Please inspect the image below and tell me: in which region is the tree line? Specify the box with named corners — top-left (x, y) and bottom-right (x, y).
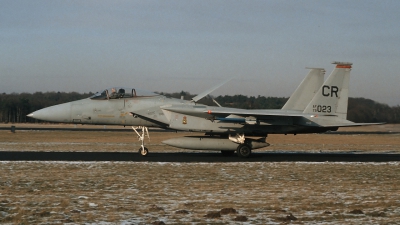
top-left (1, 91), bottom-right (399, 123)
top-left (0, 92), bottom-right (93, 123)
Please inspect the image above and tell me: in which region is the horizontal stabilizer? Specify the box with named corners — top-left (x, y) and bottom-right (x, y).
top-left (321, 122), bottom-right (385, 127)
top-left (336, 122), bottom-right (385, 127)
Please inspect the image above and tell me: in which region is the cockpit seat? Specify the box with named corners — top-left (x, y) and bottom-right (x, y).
top-left (117, 88), bottom-right (125, 98)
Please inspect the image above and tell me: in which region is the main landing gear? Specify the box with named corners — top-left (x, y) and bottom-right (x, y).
top-left (228, 133), bottom-right (252, 158)
top-left (220, 145), bottom-right (252, 158)
top-left (236, 144), bottom-right (252, 158)
top-left (220, 144), bottom-right (253, 158)
top-left (132, 126), bottom-right (150, 156)
top-left (228, 133), bottom-right (268, 158)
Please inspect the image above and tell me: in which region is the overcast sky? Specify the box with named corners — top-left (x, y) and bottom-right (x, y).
top-left (1, 0), bottom-right (400, 105)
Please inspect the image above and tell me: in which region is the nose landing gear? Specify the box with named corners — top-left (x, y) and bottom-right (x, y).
top-left (132, 126), bottom-right (150, 156)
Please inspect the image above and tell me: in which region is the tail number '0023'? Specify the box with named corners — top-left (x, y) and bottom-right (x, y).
top-left (313, 105), bottom-right (331, 113)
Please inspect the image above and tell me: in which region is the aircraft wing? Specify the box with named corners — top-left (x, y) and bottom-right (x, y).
top-left (161, 105), bottom-right (306, 127)
top-left (202, 107), bottom-right (303, 117)
top-left (161, 105), bottom-right (384, 127)
top-left (161, 105), bottom-right (302, 118)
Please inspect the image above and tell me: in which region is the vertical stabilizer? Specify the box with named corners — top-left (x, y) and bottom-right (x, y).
top-left (282, 68), bottom-right (325, 111)
top-left (303, 62), bottom-right (352, 119)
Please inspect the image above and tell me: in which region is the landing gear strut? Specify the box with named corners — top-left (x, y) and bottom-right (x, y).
top-left (132, 126), bottom-right (150, 156)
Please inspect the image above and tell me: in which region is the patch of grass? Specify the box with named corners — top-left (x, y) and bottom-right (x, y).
top-left (1, 126), bottom-right (400, 223)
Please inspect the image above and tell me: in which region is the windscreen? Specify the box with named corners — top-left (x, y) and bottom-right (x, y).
top-left (90, 87), bottom-right (159, 100)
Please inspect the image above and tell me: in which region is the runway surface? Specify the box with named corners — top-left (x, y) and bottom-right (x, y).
top-left (1, 151), bottom-right (399, 162)
top-left (1, 126), bottom-right (399, 134)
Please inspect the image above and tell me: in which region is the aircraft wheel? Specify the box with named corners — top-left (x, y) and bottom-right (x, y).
top-left (138, 147), bottom-right (149, 156)
top-left (236, 144), bottom-right (251, 158)
top-left (221, 150), bottom-right (235, 156)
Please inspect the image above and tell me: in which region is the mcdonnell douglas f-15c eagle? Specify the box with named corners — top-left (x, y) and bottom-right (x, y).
top-left (28, 61), bottom-right (381, 157)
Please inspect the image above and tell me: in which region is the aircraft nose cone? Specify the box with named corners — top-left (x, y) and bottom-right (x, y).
top-left (28, 102), bottom-right (71, 122)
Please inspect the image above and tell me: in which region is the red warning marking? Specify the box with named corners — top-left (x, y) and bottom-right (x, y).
top-left (207, 110), bottom-right (212, 114)
top-left (336, 65), bottom-right (352, 68)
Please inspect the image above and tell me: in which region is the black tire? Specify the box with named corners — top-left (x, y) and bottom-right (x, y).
top-left (221, 150), bottom-right (235, 156)
top-left (138, 147), bottom-right (149, 156)
top-left (236, 144), bottom-right (251, 158)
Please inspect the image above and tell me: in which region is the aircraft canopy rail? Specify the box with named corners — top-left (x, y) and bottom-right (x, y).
top-left (90, 87), bottom-right (159, 100)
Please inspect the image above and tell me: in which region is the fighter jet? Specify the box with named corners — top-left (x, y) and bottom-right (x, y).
top-left (28, 61), bottom-right (380, 157)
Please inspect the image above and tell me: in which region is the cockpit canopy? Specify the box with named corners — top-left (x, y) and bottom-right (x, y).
top-left (90, 87), bottom-right (159, 100)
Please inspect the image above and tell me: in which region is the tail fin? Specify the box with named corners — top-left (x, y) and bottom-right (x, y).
top-left (303, 61), bottom-right (352, 119)
top-left (282, 68), bottom-right (325, 111)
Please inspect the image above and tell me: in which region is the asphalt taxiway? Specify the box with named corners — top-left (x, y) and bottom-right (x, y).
top-left (1, 151), bottom-right (399, 162)
top-left (2, 126), bottom-right (399, 162)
